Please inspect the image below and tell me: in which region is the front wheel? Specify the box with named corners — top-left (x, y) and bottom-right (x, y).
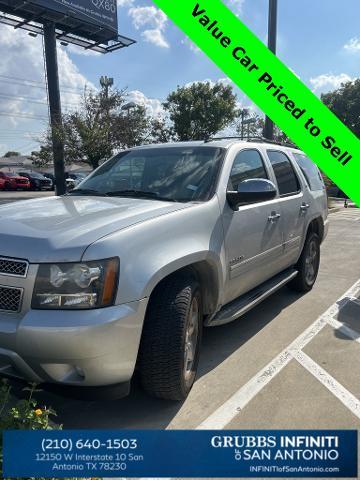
top-left (139, 276), bottom-right (202, 401)
top-left (288, 232), bottom-right (320, 292)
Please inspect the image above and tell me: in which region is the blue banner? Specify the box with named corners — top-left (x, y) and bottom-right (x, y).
top-left (3, 430), bottom-right (358, 477)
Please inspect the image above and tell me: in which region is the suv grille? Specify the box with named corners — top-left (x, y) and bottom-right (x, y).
top-left (0, 286), bottom-right (23, 313)
top-left (0, 257), bottom-right (28, 277)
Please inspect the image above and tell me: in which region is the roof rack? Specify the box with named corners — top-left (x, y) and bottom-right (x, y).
top-left (204, 135), bottom-right (297, 148)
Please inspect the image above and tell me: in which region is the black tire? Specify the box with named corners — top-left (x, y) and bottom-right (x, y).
top-left (288, 232), bottom-right (320, 292)
top-left (138, 275), bottom-right (202, 401)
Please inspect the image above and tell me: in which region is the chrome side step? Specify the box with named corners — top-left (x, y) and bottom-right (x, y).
top-left (207, 269), bottom-right (298, 327)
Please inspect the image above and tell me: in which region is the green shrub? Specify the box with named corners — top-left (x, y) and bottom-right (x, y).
top-left (0, 379), bottom-right (93, 480)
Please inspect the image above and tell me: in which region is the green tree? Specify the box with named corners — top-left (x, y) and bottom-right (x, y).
top-left (164, 81), bottom-right (239, 141)
top-left (321, 79), bottom-right (360, 138)
top-left (3, 151), bottom-right (20, 158)
top-left (67, 86), bottom-right (154, 169)
top-left (149, 116), bottom-right (175, 144)
top-left (39, 83), bottom-right (153, 170)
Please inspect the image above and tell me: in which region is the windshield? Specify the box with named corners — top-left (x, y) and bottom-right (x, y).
top-left (6, 173), bottom-right (18, 177)
top-left (75, 146), bottom-right (225, 202)
top-left (20, 172), bottom-right (44, 179)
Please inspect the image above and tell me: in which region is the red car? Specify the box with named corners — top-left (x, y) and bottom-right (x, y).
top-left (0, 171), bottom-right (30, 190)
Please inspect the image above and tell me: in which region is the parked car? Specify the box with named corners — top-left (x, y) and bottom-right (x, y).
top-left (65, 172), bottom-right (87, 191)
top-left (17, 171), bottom-right (52, 191)
top-left (0, 139), bottom-right (328, 400)
top-left (0, 176), bottom-right (5, 191)
top-left (0, 171), bottom-right (30, 190)
top-left (42, 173), bottom-right (56, 191)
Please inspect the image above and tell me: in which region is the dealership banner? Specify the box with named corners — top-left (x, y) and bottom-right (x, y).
top-left (3, 430), bottom-right (357, 477)
top-left (151, 0), bottom-right (360, 206)
top-left (32, 0), bottom-right (118, 31)
top-left (0, 0), bottom-right (119, 41)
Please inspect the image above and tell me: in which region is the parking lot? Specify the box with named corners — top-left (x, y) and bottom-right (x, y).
top-left (2, 193), bottom-right (359, 439)
top-left (0, 190), bottom-right (53, 205)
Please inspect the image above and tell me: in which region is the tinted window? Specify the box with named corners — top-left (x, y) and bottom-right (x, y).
top-left (19, 172), bottom-right (44, 179)
top-left (293, 153), bottom-right (324, 191)
top-left (77, 147), bottom-right (224, 202)
top-left (267, 150), bottom-right (300, 196)
top-left (229, 149), bottom-right (268, 191)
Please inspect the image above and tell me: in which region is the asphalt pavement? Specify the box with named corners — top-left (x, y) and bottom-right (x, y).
top-left (0, 190), bottom-right (53, 205)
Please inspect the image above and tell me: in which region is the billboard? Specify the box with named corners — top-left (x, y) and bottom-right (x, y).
top-left (0, 0), bottom-right (118, 42)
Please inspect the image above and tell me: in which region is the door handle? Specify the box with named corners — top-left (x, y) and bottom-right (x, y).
top-left (300, 203), bottom-right (310, 212)
top-left (268, 213), bottom-right (281, 223)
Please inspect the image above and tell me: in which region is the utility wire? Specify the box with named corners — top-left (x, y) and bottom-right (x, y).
top-left (0, 78), bottom-right (84, 95)
top-left (0, 73), bottom-right (86, 93)
top-left (0, 92), bottom-right (80, 107)
top-left (0, 111), bottom-right (48, 120)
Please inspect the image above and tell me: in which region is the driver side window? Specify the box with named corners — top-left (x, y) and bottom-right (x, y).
top-left (229, 149), bottom-right (268, 191)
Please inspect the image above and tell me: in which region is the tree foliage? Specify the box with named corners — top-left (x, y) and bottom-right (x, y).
top-left (30, 144), bottom-right (53, 168)
top-left (3, 151), bottom-right (20, 158)
top-left (321, 79), bottom-right (360, 138)
top-left (164, 81), bottom-right (239, 140)
top-left (62, 86), bottom-right (151, 170)
top-left (38, 85), bottom-right (153, 170)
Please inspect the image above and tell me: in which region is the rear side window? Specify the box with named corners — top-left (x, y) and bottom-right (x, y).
top-left (229, 149), bottom-right (268, 191)
top-left (267, 150), bottom-right (300, 196)
top-left (293, 153), bottom-right (324, 191)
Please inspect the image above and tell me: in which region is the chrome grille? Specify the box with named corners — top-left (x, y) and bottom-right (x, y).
top-left (0, 286), bottom-right (23, 313)
top-left (0, 257), bottom-right (28, 277)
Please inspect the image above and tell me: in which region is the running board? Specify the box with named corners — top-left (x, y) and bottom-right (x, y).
top-left (207, 269), bottom-right (298, 327)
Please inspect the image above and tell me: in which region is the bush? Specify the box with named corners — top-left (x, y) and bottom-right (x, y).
top-left (0, 379), bottom-right (92, 480)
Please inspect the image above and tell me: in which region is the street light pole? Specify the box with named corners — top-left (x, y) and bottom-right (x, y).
top-left (263, 0), bottom-right (278, 140)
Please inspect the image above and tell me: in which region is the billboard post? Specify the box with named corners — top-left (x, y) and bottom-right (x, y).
top-left (43, 21), bottom-right (66, 195)
top-left (263, 0), bottom-right (278, 140)
top-left (0, 0), bottom-right (136, 195)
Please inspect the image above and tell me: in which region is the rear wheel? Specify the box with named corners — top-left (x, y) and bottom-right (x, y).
top-left (139, 275), bottom-right (202, 401)
top-left (288, 232), bottom-right (320, 292)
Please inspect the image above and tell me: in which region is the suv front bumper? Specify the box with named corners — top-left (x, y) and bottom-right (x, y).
top-left (0, 299), bottom-right (148, 387)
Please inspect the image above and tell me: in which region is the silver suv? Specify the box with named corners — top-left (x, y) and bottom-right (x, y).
top-left (0, 139), bottom-right (328, 400)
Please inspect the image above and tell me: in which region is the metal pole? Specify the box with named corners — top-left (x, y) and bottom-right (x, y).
top-left (263, 0), bottom-right (278, 140)
top-left (240, 110), bottom-right (244, 139)
top-left (43, 22), bottom-right (66, 195)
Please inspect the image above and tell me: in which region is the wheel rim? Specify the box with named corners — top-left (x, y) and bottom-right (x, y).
top-left (305, 239), bottom-right (318, 284)
top-left (183, 296), bottom-right (199, 383)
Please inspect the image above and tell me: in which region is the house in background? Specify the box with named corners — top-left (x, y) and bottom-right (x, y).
top-left (0, 155), bottom-right (33, 171)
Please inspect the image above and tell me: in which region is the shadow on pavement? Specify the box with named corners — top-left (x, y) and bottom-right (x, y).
top-left (334, 296), bottom-right (360, 342)
top-left (9, 286), bottom-right (303, 429)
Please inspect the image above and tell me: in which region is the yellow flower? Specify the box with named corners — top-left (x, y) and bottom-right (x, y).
top-left (35, 409), bottom-right (43, 416)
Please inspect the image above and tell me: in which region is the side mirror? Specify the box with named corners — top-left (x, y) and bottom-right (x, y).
top-left (227, 178), bottom-right (277, 209)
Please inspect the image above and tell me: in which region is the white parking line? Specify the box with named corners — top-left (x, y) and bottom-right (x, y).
top-left (137, 282), bottom-right (360, 480)
top-left (198, 279), bottom-right (360, 430)
top-left (293, 350), bottom-right (360, 420)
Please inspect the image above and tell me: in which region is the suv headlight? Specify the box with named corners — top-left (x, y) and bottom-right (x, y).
top-left (32, 258), bottom-right (119, 310)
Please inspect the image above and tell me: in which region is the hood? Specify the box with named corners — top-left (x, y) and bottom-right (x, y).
top-left (0, 196), bottom-right (189, 262)
top-left (13, 176), bottom-right (29, 181)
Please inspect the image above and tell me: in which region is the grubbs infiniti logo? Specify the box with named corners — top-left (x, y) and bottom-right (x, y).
top-left (91, 0), bottom-right (116, 14)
